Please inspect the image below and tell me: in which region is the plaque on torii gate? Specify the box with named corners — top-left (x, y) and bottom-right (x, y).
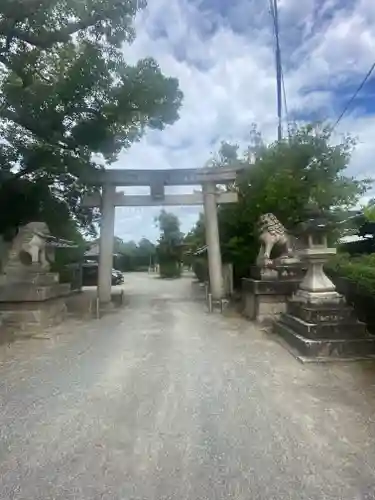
top-left (82, 167), bottom-right (244, 305)
top-left (82, 167), bottom-right (241, 186)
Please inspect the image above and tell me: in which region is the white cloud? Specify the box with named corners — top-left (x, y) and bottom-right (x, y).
top-left (111, 0), bottom-right (375, 243)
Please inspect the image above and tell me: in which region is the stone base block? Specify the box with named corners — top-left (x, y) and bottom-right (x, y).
top-left (287, 300), bottom-right (355, 324)
top-left (274, 321), bottom-right (375, 359)
top-left (281, 313), bottom-right (367, 340)
top-left (250, 263), bottom-right (306, 281)
top-left (0, 271), bottom-right (59, 286)
top-left (274, 297), bottom-right (375, 359)
top-left (243, 278), bottom-right (302, 295)
top-left (242, 278), bottom-right (301, 324)
top-left (0, 298), bottom-right (67, 334)
top-left (0, 282), bottom-right (70, 302)
top-left (284, 299), bottom-right (367, 339)
top-left (250, 266), bottom-right (278, 280)
top-left (242, 294), bottom-right (288, 324)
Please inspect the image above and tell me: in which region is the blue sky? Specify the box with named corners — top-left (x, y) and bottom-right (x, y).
top-left (112, 0), bottom-right (375, 243)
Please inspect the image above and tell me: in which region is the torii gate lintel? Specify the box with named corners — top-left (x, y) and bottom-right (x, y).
top-left (82, 167), bottom-right (243, 304)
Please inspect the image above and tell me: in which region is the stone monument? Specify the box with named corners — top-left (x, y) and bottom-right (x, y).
top-left (274, 205), bottom-right (375, 360)
top-left (242, 213), bottom-right (305, 324)
top-left (0, 222), bottom-right (71, 334)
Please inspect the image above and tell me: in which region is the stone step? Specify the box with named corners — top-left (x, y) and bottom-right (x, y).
top-left (274, 320), bottom-right (375, 359)
top-left (280, 313), bottom-right (368, 340)
top-left (287, 300), bottom-right (356, 324)
top-left (0, 283), bottom-right (71, 302)
top-left (0, 271), bottom-right (59, 286)
top-left (242, 277), bottom-right (301, 295)
top-left (0, 298), bottom-right (67, 334)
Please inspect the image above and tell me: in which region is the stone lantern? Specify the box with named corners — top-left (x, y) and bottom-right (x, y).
top-left (293, 203), bottom-right (341, 304)
top-left (274, 202), bottom-right (375, 360)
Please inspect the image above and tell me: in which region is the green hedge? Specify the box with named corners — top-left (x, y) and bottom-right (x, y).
top-left (326, 253), bottom-right (375, 296)
top-left (159, 261), bottom-right (181, 279)
top-left (192, 257), bottom-right (208, 283)
top-left (325, 253), bottom-right (375, 334)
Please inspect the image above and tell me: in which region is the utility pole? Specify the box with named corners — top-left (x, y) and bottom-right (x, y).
top-left (272, 0), bottom-right (282, 141)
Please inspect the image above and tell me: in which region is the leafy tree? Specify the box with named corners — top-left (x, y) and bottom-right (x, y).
top-left (137, 237), bottom-right (156, 266)
top-left (155, 210), bottom-right (183, 244)
top-left (188, 123), bottom-right (370, 285)
top-left (335, 199), bottom-right (375, 255)
top-left (113, 237), bottom-right (156, 271)
top-left (155, 210), bottom-right (183, 278)
top-left (0, 0), bottom-right (183, 235)
top-left (363, 199), bottom-right (375, 223)
top-left (182, 212), bottom-right (206, 271)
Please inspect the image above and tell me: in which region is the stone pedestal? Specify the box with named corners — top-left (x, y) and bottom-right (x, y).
top-left (98, 183), bottom-right (116, 304)
top-left (274, 206), bottom-right (375, 360)
top-left (274, 299), bottom-right (375, 360)
top-left (222, 263), bottom-right (234, 297)
top-left (0, 273), bottom-right (71, 335)
top-left (250, 261), bottom-right (305, 281)
top-left (242, 276), bottom-right (301, 325)
top-left (203, 182), bottom-right (224, 301)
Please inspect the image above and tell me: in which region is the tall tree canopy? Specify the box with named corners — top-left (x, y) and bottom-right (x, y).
top-left (155, 209), bottom-right (183, 278)
top-left (186, 123), bottom-right (370, 282)
top-left (0, 0), bottom-right (183, 236)
top-left (155, 210), bottom-right (183, 245)
top-left (112, 236), bottom-right (156, 271)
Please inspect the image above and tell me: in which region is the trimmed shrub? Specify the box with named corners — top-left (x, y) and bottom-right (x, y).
top-left (326, 253), bottom-right (375, 334)
top-left (326, 253), bottom-right (375, 296)
top-left (192, 257), bottom-right (208, 282)
top-left (159, 260), bottom-right (181, 279)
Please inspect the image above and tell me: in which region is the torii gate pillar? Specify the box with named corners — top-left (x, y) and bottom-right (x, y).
top-left (98, 183), bottom-right (116, 304)
top-left (203, 182), bottom-right (224, 301)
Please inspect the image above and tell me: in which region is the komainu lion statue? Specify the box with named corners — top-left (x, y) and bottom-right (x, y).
top-left (256, 213), bottom-right (294, 267)
top-left (3, 222), bottom-right (52, 273)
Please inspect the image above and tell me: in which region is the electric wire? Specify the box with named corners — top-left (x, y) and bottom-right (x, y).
top-left (331, 61), bottom-right (375, 131)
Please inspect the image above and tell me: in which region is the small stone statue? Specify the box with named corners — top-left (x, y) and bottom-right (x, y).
top-left (2, 221), bottom-right (52, 275)
top-left (256, 213), bottom-right (293, 266)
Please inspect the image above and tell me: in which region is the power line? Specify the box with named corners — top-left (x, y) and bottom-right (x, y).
top-left (331, 61), bottom-right (375, 131)
top-left (281, 66), bottom-right (291, 138)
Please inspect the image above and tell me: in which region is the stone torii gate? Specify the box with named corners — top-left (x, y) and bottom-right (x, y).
top-left (83, 167), bottom-right (242, 305)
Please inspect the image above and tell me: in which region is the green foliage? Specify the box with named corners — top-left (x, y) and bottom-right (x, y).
top-left (159, 260), bottom-right (181, 279)
top-left (113, 237), bottom-right (156, 272)
top-left (155, 209), bottom-right (183, 278)
top-left (326, 253), bottom-right (375, 296)
top-left (155, 210), bottom-right (183, 245)
top-left (0, 176), bottom-right (95, 240)
top-left (325, 253), bottom-right (375, 334)
top-left (192, 257), bottom-right (208, 283)
top-left (0, 0), bottom-right (183, 234)
top-left (52, 228), bottom-right (86, 270)
top-left (363, 198), bottom-right (375, 222)
top-left (187, 123), bottom-right (370, 284)
top-left (184, 212), bottom-right (205, 252)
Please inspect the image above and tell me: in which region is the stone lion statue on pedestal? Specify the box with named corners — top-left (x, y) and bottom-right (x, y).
top-left (256, 213), bottom-right (295, 267)
top-left (2, 222), bottom-right (52, 274)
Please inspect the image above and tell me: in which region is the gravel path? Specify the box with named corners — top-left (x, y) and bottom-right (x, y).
top-left (1, 273), bottom-right (375, 499)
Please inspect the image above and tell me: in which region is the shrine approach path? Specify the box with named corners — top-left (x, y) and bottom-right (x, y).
top-left (1, 272), bottom-right (375, 499)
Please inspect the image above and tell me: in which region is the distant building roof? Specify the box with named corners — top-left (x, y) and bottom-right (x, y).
top-left (84, 243), bottom-right (100, 257)
top-left (84, 242), bottom-right (120, 258)
top-left (194, 245), bottom-right (208, 255)
top-left (338, 235), bottom-right (369, 244)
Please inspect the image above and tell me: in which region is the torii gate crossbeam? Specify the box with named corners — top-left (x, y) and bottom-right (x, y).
top-left (82, 167), bottom-right (243, 305)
